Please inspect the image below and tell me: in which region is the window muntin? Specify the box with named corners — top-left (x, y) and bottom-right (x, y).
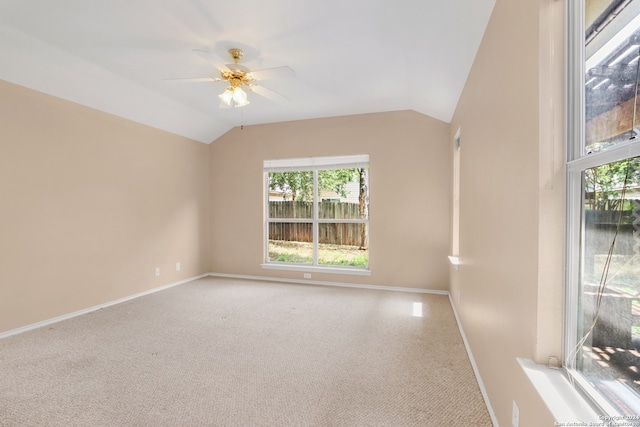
top-left (317, 222), bottom-right (369, 268)
top-left (566, 0), bottom-right (640, 416)
top-left (264, 156), bottom-right (369, 271)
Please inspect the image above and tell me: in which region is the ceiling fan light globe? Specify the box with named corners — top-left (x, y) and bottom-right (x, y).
top-left (232, 87), bottom-right (248, 104)
top-left (235, 98), bottom-right (250, 107)
top-left (218, 88), bottom-right (234, 105)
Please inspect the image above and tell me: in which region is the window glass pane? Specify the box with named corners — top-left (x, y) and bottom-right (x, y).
top-left (268, 171), bottom-right (313, 219)
top-left (268, 222), bottom-right (313, 264)
top-left (585, 2), bottom-right (640, 153)
top-left (577, 156), bottom-right (640, 413)
top-left (264, 157), bottom-right (369, 271)
top-left (318, 168), bottom-right (369, 219)
top-left (318, 223), bottom-right (368, 268)
top-left (268, 200), bottom-right (313, 219)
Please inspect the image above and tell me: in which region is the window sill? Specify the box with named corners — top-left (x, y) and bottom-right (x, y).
top-left (448, 255), bottom-right (459, 271)
top-left (517, 358), bottom-right (600, 423)
top-left (260, 263), bottom-right (371, 276)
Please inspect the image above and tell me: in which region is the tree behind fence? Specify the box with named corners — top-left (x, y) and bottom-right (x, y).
top-left (269, 201), bottom-right (364, 246)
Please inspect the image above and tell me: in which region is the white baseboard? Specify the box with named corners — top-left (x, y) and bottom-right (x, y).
top-left (208, 272), bottom-right (449, 295)
top-left (0, 273), bottom-right (209, 340)
top-left (448, 294), bottom-right (498, 427)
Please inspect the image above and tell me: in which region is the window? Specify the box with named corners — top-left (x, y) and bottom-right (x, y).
top-left (566, 0), bottom-right (640, 416)
top-left (449, 129), bottom-right (461, 271)
top-left (452, 129), bottom-right (461, 260)
top-left (263, 155), bottom-right (370, 274)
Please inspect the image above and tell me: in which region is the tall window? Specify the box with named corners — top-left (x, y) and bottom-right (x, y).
top-left (263, 155), bottom-right (370, 273)
top-left (452, 129), bottom-right (461, 259)
top-left (566, 0), bottom-right (640, 415)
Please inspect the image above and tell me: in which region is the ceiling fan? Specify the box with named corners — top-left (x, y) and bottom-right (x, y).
top-left (166, 48), bottom-right (294, 108)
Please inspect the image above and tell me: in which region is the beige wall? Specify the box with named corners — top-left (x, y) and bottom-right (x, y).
top-left (209, 111), bottom-right (451, 290)
top-left (1, 2), bottom-right (569, 422)
top-left (449, 0), bottom-right (564, 426)
top-left (0, 80), bottom-right (210, 334)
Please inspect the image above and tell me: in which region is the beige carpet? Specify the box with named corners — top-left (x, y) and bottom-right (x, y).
top-left (0, 277), bottom-right (492, 426)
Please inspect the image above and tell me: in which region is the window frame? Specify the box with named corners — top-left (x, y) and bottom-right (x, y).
top-left (564, 0), bottom-right (640, 415)
top-left (262, 155), bottom-right (371, 276)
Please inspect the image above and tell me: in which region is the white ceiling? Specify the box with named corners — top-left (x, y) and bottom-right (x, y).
top-left (0, 0), bottom-right (496, 144)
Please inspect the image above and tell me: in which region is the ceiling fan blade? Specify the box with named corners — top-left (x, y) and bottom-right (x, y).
top-left (163, 77), bottom-right (224, 83)
top-left (249, 84), bottom-right (290, 104)
top-left (224, 63), bottom-right (250, 72)
top-left (249, 66), bottom-right (295, 81)
top-left (191, 48), bottom-right (229, 72)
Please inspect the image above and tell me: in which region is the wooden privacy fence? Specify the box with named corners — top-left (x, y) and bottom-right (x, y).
top-left (269, 222), bottom-right (365, 246)
top-left (269, 201), bottom-right (362, 219)
top-left (268, 201), bottom-right (366, 246)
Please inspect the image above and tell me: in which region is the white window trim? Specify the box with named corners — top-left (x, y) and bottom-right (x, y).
top-left (557, 0), bottom-right (640, 418)
top-left (450, 128), bottom-right (461, 270)
top-left (524, 0), bottom-right (640, 420)
top-left (260, 263), bottom-right (372, 276)
top-left (263, 154), bottom-right (370, 274)
top-left (518, 358), bottom-right (601, 423)
top-left (264, 154), bottom-right (369, 172)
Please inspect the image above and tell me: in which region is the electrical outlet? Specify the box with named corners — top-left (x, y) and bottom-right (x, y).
top-left (512, 400), bottom-right (519, 427)
top-left (155, 267), bottom-right (160, 277)
top-left (304, 273), bottom-right (311, 279)
top-left (176, 262), bottom-right (181, 271)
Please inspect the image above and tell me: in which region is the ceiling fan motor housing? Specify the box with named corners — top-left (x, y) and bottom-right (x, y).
top-left (229, 48), bottom-right (243, 63)
top-left (221, 68), bottom-right (254, 88)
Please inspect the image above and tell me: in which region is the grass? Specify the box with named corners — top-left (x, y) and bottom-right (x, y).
top-left (268, 240), bottom-right (368, 268)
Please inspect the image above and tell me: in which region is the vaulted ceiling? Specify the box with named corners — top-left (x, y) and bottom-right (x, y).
top-left (0, 0), bottom-right (496, 143)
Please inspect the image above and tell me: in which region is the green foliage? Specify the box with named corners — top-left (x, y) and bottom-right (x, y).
top-left (585, 157), bottom-right (640, 211)
top-left (268, 171), bottom-right (313, 201)
top-left (268, 240), bottom-right (368, 268)
top-left (318, 169), bottom-right (359, 199)
top-left (269, 168), bottom-right (359, 201)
